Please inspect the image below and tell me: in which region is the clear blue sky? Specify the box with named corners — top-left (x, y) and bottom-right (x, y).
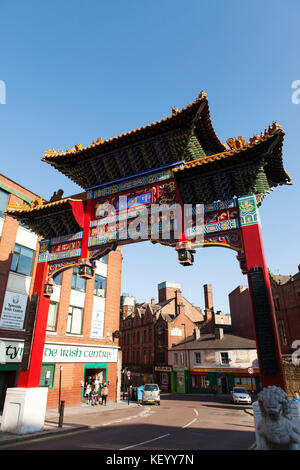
top-left (1, 0), bottom-right (299, 312)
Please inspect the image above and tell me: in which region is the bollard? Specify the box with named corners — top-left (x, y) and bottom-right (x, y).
top-left (58, 400), bottom-right (65, 428)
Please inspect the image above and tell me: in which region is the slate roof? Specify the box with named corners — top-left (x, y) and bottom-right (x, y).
top-left (170, 332), bottom-right (257, 350)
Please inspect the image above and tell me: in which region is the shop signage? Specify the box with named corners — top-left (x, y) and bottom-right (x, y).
top-left (0, 291), bottom-right (28, 330)
top-left (170, 327), bottom-right (182, 337)
top-left (189, 367), bottom-right (259, 374)
top-left (0, 340), bottom-right (118, 364)
top-left (42, 343), bottom-right (118, 363)
top-left (90, 310), bottom-right (105, 339)
top-left (154, 366), bottom-right (172, 372)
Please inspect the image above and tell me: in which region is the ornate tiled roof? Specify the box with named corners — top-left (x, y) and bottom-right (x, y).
top-left (41, 92), bottom-right (227, 189)
top-left (5, 192), bottom-right (85, 239)
top-left (42, 91), bottom-right (224, 162)
top-left (174, 122), bottom-right (292, 204)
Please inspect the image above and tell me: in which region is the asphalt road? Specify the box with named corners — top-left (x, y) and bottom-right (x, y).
top-left (1, 395), bottom-right (256, 451)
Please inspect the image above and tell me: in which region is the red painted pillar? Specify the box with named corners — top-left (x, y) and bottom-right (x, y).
top-left (238, 195), bottom-right (286, 390)
top-left (81, 198), bottom-right (94, 259)
top-left (18, 260), bottom-right (50, 387)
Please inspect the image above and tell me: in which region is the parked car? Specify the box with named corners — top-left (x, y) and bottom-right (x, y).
top-left (142, 384), bottom-right (160, 405)
top-left (231, 387), bottom-right (252, 404)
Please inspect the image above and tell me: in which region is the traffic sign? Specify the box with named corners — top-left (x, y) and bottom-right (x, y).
top-left (248, 367), bottom-right (254, 375)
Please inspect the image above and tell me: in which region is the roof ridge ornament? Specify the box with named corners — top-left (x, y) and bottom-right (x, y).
top-left (226, 136), bottom-right (247, 150)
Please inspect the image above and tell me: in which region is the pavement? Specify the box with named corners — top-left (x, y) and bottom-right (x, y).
top-left (0, 398), bottom-right (140, 447)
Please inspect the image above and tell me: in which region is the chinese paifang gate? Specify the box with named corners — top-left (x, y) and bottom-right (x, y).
top-left (6, 90), bottom-right (292, 391)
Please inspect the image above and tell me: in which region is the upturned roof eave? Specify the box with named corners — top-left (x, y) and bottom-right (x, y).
top-left (41, 91), bottom-right (226, 167)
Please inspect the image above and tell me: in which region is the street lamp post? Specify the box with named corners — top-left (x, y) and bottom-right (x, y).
top-left (181, 323), bottom-right (189, 393)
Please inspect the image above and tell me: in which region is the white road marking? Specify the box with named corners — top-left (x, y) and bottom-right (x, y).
top-left (120, 433), bottom-right (171, 450)
top-left (194, 408), bottom-right (199, 416)
top-left (182, 418), bottom-right (197, 428)
top-left (89, 406), bottom-right (152, 429)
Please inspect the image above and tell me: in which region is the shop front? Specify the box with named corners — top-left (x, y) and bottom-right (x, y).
top-left (171, 368), bottom-right (188, 393)
top-left (189, 367), bottom-right (260, 394)
top-left (0, 339), bottom-right (120, 409)
top-left (154, 366), bottom-right (172, 392)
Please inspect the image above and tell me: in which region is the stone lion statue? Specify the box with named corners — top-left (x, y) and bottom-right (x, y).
top-left (257, 386), bottom-right (300, 450)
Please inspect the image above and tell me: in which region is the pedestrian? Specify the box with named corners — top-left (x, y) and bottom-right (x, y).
top-left (85, 376), bottom-right (93, 404)
top-left (292, 391), bottom-right (300, 402)
top-left (91, 383), bottom-right (98, 406)
top-left (101, 382), bottom-right (109, 406)
top-left (93, 377), bottom-right (100, 405)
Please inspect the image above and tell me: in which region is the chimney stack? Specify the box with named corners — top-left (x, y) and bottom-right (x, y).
top-left (193, 328), bottom-right (201, 340)
top-left (203, 284), bottom-right (213, 310)
top-left (151, 297), bottom-right (156, 305)
top-left (215, 328), bottom-right (224, 340)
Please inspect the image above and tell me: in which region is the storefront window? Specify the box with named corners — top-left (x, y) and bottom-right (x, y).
top-left (192, 375), bottom-right (209, 389)
top-left (39, 364), bottom-right (55, 388)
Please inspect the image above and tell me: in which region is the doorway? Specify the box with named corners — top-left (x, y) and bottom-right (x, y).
top-left (82, 366), bottom-right (107, 402)
top-left (217, 374), bottom-right (228, 394)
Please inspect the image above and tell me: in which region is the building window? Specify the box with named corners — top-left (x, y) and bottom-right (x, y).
top-left (194, 352), bottom-right (202, 364)
top-left (180, 352), bottom-right (185, 365)
top-left (220, 352), bottom-right (230, 365)
top-left (53, 272), bottom-right (62, 285)
top-left (94, 274), bottom-right (106, 297)
top-left (39, 364), bottom-right (55, 388)
top-left (144, 329), bottom-right (147, 343)
top-left (47, 301), bottom-right (58, 332)
top-left (278, 319), bottom-right (287, 346)
top-left (174, 352), bottom-right (178, 365)
top-left (273, 297), bottom-right (280, 311)
top-left (157, 352), bottom-right (165, 364)
top-left (148, 328), bottom-right (152, 343)
top-left (67, 305), bottom-right (83, 335)
top-left (10, 243), bottom-right (35, 276)
top-left (72, 267), bottom-right (86, 292)
top-left (0, 189), bottom-right (9, 218)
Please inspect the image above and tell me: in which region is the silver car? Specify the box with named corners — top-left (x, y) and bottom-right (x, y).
top-left (231, 387), bottom-right (252, 404)
top-left (142, 384), bottom-right (160, 405)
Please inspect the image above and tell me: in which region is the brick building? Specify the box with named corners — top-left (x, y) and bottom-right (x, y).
top-left (0, 174), bottom-right (122, 410)
top-left (229, 285), bottom-right (255, 340)
top-left (120, 281), bottom-right (205, 391)
top-left (228, 266), bottom-right (300, 397)
top-left (229, 265), bottom-right (300, 352)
